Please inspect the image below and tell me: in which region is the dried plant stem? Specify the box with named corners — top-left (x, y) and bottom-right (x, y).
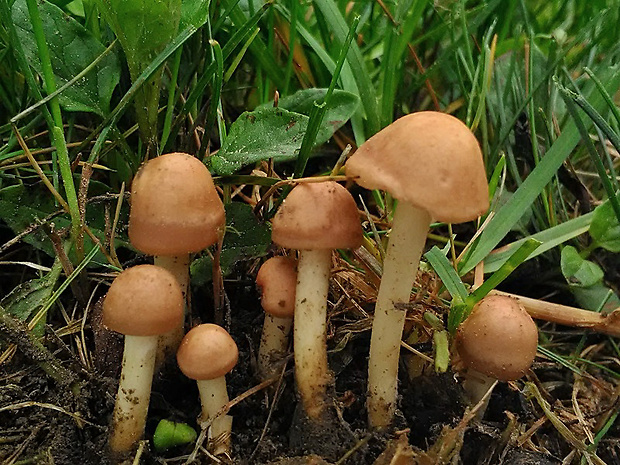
top-left (489, 290), bottom-right (620, 337)
top-left (0, 304), bottom-right (77, 388)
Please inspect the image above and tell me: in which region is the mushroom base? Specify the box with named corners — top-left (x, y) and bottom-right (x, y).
top-left (109, 335), bottom-right (158, 453)
top-left (462, 369), bottom-right (498, 419)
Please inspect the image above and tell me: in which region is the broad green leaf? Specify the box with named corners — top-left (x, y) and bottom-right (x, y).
top-left (222, 202), bottom-right (272, 270)
top-left (212, 90), bottom-right (359, 175)
top-left (260, 88), bottom-right (360, 140)
top-left (179, 0), bottom-right (208, 30)
top-left (560, 246), bottom-right (604, 288)
top-left (589, 200), bottom-right (620, 252)
top-left (210, 107), bottom-right (308, 175)
top-left (97, 0), bottom-right (181, 144)
top-left (1, 263), bottom-right (61, 335)
top-left (12, 0), bottom-right (120, 115)
top-left (570, 284), bottom-right (620, 314)
top-left (191, 202), bottom-right (271, 286)
top-left (97, 0), bottom-right (180, 73)
top-left (0, 184), bottom-right (130, 264)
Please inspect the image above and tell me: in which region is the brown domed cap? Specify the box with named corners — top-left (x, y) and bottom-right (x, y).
top-left (176, 324), bottom-right (239, 380)
top-left (456, 295), bottom-right (538, 381)
top-left (345, 112), bottom-right (489, 224)
top-left (256, 257), bottom-right (297, 318)
top-left (103, 265), bottom-right (184, 336)
top-left (129, 152), bottom-right (226, 255)
top-left (272, 182), bottom-right (362, 250)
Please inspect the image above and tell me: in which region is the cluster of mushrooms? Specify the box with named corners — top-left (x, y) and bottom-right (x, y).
top-left (102, 111), bottom-right (539, 458)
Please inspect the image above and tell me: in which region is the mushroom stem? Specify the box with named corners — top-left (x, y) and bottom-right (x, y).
top-left (258, 314), bottom-right (293, 379)
top-left (109, 335), bottom-right (158, 453)
top-left (154, 254), bottom-right (189, 362)
top-left (155, 255), bottom-right (190, 299)
top-left (197, 377), bottom-right (232, 456)
top-left (367, 201), bottom-right (432, 428)
top-left (294, 248), bottom-right (332, 420)
top-left (462, 369), bottom-right (497, 419)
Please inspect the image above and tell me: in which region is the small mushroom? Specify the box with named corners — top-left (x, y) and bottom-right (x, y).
top-left (176, 324), bottom-right (238, 456)
top-left (272, 181), bottom-right (362, 421)
top-left (256, 256), bottom-right (297, 380)
top-left (455, 294), bottom-right (538, 418)
top-left (129, 152), bottom-right (226, 357)
top-left (103, 265), bottom-right (184, 453)
top-left (345, 111), bottom-right (489, 428)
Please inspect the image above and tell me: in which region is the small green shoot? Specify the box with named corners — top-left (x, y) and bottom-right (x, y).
top-left (153, 420), bottom-right (197, 452)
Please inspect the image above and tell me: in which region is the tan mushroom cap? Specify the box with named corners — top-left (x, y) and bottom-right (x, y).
top-left (177, 324), bottom-right (239, 380)
top-left (345, 111), bottom-right (489, 224)
top-left (256, 257), bottom-right (297, 318)
top-left (129, 152), bottom-right (226, 255)
top-left (272, 181), bottom-right (363, 250)
top-left (103, 265), bottom-right (184, 336)
top-left (456, 295), bottom-right (538, 381)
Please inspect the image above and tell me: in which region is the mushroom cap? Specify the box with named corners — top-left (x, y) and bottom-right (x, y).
top-left (345, 112), bottom-right (489, 223)
top-left (129, 152), bottom-right (226, 255)
top-left (176, 324), bottom-right (238, 380)
top-left (103, 265), bottom-right (184, 336)
top-left (256, 257), bottom-right (297, 318)
top-left (456, 295), bottom-right (538, 381)
top-left (271, 181), bottom-right (362, 250)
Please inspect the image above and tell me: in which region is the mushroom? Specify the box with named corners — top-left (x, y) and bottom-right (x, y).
top-left (103, 265), bottom-right (184, 453)
top-left (455, 294), bottom-right (538, 417)
top-left (256, 256), bottom-right (297, 380)
top-left (129, 152), bottom-right (226, 356)
top-left (271, 181), bottom-right (362, 420)
top-left (345, 111), bottom-right (489, 428)
top-left (176, 324), bottom-right (238, 456)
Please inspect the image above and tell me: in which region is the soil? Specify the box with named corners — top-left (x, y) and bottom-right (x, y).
top-left (1, 261), bottom-right (619, 464)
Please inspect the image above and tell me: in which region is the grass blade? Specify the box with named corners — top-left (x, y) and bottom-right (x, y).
top-left (226, 0), bottom-right (285, 88)
top-left (292, 16), bottom-right (360, 179)
top-left (460, 65), bottom-right (620, 275)
top-left (483, 212), bottom-right (593, 273)
top-left (468, 238), bottom-right (541, 305)
top-left (313, 0), bottom-right (380, 136)
top-left (425, 246), bottom-right (468, 302)
top-left (558, 82), bottom-right (620, 224)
